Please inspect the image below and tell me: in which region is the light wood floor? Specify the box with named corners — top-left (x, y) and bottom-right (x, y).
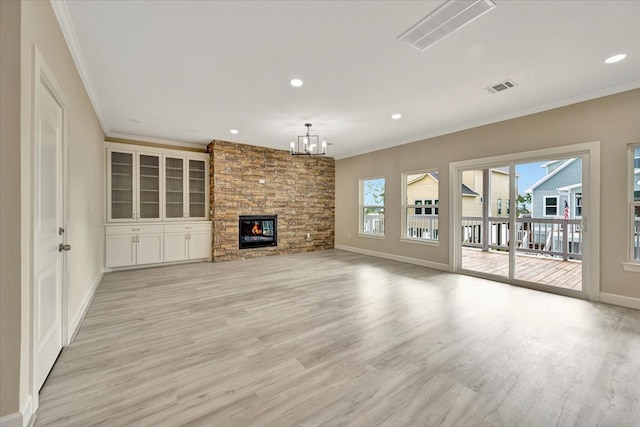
top-left (36, 250), bottom-right (639, 426)
top-left (461, 248), bottom-right (583, 290)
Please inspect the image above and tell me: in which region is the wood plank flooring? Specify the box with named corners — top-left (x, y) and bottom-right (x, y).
top-left (461, 248), bottom-right (582, 290)
top-left (36, 250), bottom-right (639, 426)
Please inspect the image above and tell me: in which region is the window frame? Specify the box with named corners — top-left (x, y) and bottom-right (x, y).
top-left (359, 177), bottom-right (386, 238)
top-left (575, 193), bottom-right (582, 218)
top-left (401, 169), bottom-right (439, 245)
top-left (543, 196), bottom-right (559, 217)
top-left (625, 144), bottom-right (640, 269)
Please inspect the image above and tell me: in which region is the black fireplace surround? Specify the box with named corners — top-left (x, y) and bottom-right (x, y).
top-left (239, 215), bottom-right (277, 249)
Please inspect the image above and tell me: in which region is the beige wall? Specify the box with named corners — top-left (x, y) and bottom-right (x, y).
top-left (336, 89), bottom-right (640, 299)
top-left (0, 0), bottom-right (105, 418)
top-left (1, 0), bottom-right (23, 416)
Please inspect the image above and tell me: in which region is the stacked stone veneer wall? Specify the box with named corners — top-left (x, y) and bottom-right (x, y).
top-left (208, 140), bottom-right (335, 261)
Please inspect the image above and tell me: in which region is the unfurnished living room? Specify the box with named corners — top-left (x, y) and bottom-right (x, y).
top-left (1, 1), bottom-right (639, 426)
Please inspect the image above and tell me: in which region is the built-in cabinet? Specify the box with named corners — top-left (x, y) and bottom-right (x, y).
top-left (106, 225), bottom-right (164, 267)
top-left (163, 156), bottom-right (207, 220)
top-left (164, 223), bottom-right (211, 262)
top-left (105, 142), bottom-right (211, 269)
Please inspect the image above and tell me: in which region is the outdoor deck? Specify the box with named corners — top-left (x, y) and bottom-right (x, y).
top-left (461, 247), bottom-right (582, 291)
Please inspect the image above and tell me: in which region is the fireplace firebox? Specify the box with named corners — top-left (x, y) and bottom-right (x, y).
top-left (239, 215), bottom-right (277, 249)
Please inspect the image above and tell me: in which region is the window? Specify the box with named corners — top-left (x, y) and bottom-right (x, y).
top-left (424, 199), bottom-right (439, 215)
top-left (414, 200), bottom-right (422, 215)
top-left (360, 177), bottom-right (385, 236)
top-left (403, 171), bottom-right (439, 242)
top-left (575, 193), bottom-right (582, 217)
top-left (544, 196), bottom-right (558, 216)
top-left (631, 145), bottom-right (640, 262)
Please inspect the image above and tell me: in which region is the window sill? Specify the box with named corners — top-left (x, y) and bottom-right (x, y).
top-left (622, 262), bottom-right (640, 273)
top-left (358, 233), bottom-right (385, 240)
top-left (400, 237), bottom-right (439, 247)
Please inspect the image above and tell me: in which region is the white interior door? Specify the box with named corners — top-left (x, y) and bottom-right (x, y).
top-left (34, 79), bottom-right (65, 390)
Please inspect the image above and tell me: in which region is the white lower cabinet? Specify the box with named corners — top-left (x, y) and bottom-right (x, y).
top-left (164, 223), bottom-right (212, 262)
top-left (106, 225), bottom-right (163, 268)
top-left (106, 222), bottom-right (211, 268)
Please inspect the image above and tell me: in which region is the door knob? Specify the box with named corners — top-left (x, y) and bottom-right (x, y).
top-left (59, 243), bottom-right (71, 252)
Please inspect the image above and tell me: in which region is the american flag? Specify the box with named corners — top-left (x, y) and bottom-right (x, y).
top-left (564, 200), bottom-right (569, 219)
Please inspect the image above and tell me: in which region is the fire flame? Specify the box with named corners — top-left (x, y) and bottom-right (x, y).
top-left (251, 222), bottom-right (262, 235)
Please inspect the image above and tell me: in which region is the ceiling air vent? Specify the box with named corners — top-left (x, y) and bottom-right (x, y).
top-left (398, 0), bottom-right (496, 51)
top-left (485, 79), bottom-right (518, 94)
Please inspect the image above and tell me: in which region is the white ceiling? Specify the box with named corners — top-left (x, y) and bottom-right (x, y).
top-left (55, 0), bottom-right (640, 159)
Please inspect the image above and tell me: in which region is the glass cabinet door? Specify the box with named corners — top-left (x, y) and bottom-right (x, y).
top-left (110, 151), bottom-right (134, 220)
top-left (165, 156), bottom-right (185, 219)
top-left (137, 153), bottom-right (161, 220)
top-left (188, 159), bottom-right (206, 218)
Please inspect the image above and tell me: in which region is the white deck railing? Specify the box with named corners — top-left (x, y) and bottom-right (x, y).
top-left (406, 215), bottom-right (439, 240)
top-left (461, 216), bottom-right (583, 261)
top-left (363, 214), bottom-right (384, 235)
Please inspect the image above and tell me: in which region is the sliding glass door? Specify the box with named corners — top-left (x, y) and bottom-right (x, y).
top-left (456, 153), bottom-right (588, 297)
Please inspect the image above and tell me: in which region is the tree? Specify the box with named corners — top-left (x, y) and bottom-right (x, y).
top-left (364, 180), bottom-right (385, 215)
top-left (516, 193), bottom-right (531, 215)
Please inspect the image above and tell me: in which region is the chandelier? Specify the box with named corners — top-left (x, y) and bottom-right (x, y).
top-left (289, 123), bottom-right (327, 156)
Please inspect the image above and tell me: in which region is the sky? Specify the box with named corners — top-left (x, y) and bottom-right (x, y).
top-left (516, 161), bottom-right (546, 194)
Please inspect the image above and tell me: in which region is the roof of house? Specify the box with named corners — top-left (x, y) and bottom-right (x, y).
top-left (525, 158), bottom-right (578, 193)
top-left (462, 184), bottom-right (479, 196)
top-left (406, 171), bottom-right (478, 196)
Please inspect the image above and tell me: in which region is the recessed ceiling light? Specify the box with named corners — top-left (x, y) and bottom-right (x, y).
top-left (230, 129), bottom-right (239, 134)
top-left (128, 119), bottom-right (141, 124)
top-left (391, 113), bottom-right (402, 120)
top-left (604, 53), bottom-right (627, 64)
top-left (186, 129), bottom-right (198, 133)
top-left (290, 78), bottom-right (303, 87)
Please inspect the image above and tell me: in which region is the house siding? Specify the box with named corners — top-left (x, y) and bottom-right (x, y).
top-left (532, 158), bottom-right (582, 218)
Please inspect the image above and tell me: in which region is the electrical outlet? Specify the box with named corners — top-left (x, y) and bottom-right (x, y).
top-left (306, 233), bottom-right (310, 238)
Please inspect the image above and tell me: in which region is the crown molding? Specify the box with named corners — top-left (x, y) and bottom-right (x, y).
top-left (50, 0), bottom-right (109, 134)
top-left (106, 132), bottom-right (208, 151)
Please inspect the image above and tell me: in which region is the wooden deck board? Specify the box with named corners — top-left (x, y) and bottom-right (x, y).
top-left (462, 247), bottom-right (582, 291)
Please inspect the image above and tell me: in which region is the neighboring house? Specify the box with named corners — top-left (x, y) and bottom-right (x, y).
top-left (407, 169), bottom-right (511, 243)
top-left (526, 158), bottom-right (582, 219)
top-left (460, 168), bottom-right (511, 218)
top-left (407, 172), bottom-right (441, 216)
top-left (406, 169), bottom-right (510, 219)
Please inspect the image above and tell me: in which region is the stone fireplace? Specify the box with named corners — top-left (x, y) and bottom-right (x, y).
top-left (208, 140), bottom-right (335, 261)
top-left (239, 215), bottom-right (277, 249)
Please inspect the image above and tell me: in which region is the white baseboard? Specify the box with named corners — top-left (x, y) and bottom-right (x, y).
top-left (599, 292), bottom-right (640, 310)
top-left (334, 245), bottom-right (450, 272)
top-left (103, 258), bottom-right (211, 273)
top-left (68, 269), bottom-right (104, 342)
top-left (0, 394), bottom-right (32, 427)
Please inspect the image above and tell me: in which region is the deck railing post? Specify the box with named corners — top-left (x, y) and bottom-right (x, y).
top-left (562, 219), bottom-right (569, 261)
